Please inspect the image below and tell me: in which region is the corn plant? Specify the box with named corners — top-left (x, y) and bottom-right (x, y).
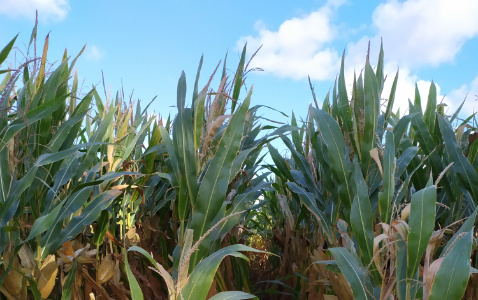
top-left (0, 24), bottom-right (160, 298)
top-left (123, 46), bottom-right (286, 299)
top-left (266, 43), bottom-right (478, 299)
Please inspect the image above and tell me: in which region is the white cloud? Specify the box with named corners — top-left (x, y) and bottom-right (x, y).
top-left (372, 0), bottom-right (478, 67)
top-left (445, 75), bottom-right (478, 116)
top-left (85, 45), bottom-right (105, 62)
top-left (237, 1), bottom-right (343, 80)
top-left (381, 64), bottom-right (440, 115)
top-left (237, 0), bottom-right (478, 116)
top-left (0, 0), bottom-right (70, 22)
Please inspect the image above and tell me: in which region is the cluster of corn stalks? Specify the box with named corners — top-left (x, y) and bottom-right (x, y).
top-left (1, 20), bottom-right (477, 300)
top-left (253, 43), bottom-right (478, 299)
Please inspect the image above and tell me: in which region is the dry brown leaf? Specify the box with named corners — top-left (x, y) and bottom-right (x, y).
top-left (18, 244), bottom-right (36, 271)
top-left (370, 148), bottom-right (383, 178)
top-left (125, 227), bottom-right (140, 247)
top-left (401, 203), bottom-right (411, 221)
top-left (426, 257), bottom-right (444, 296)
top-left (37, 254), bottom-right (58, 299)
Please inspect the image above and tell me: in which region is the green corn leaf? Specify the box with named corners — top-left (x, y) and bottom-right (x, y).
top-left (24, 194), bottom-right (68, 244)
top-left (286, 182), bottom-right (332, 243)
top-left (193, 91), bottom-right (206, 151)
top-left (268, 144), bottom-right (293, 182)
top-left (428, 231), bottom-right (473, 300)
top-left (376, 40), bottom-right (384, 95)
top-left (159, 126), bottom-right (180, 187)
top-left (43, 190), bottom-right (121, 258)
top-left (231, 44), bottom-right (247, 113)
top-left (125, 248), bottom-right (144, 300)
top-left (395, 146), bottom-right (419, 178)
top-left (0, 166), bottom-right (38, 227)
top-left (93, 210), bottom-right (109, 246)
top-left (177, 71), bottom-right (186, 113)
top-left (208, 292), bottom-right (256, 300)
top-left (383, 69), bottom-right (398, 130)
top-left (308, 75), bottom-right (319, 108)
top-left (441, 208), bottom-right (477, 258)
top-left (410, 113), bottom-right (454, 198)
top-left (322, 90), bottom-right (330, 112)
top-left (68, 45), bottom-right (85, 75)
top-left (0, 34), bottom-right (18, 66)
top-left (407, 184), bottom-right (436, 278)
top-left (39, 187), bottom-right (92, 248)
top-left (350, 159), bottom-right (374, 268)
top-left (75, 109), bottom-right (116, 179)
top-left (310, 107), bottom-right (353, 215)
top-left (328, 247), bottom-right (374, 300)
top-left (450, 98), bottom-right (466, 124)
top-left (181, 244), bottom-right (262, 300)
top-left (92, 88), bottom-right (104, 116)
top-left (413, 84), bottom-right (422, 114)
top-left (437, 115), bottom-right (478, 202)
top-left (44, 152), bottom-right (83, 210)
top-left (291, 112), bottom-right (303, 155)
top-left (144, 122), bottom-right (161, 173)
top-left (396, 237), bottom-right (408, 300)
top-left (356, 72), bottom-right (365, 130)
top-left (332, 78), bottom-right (339, 120)
top-left (189, 88), bottom-right (252, 267)
top-left (338, 51), bottom-right (357, 155)
top-left (424, 82), bottom-right (437, 135)
top-left (47, 114), bottom-right (86, 153)
top-left (129, 246), bottom-right (175, 296)
top-left (34, 142), bottom-right (104, 166)
top-left (378, 131), bottom-right (395, 223)
top-left (0, 148), bottom-right (11, 204)
top-left (173, 107), bottom-right (198, 212)
top-left (210, 188), bottom-right (267, 249)
top-left (0, 94), bottom-right (69, 151)
top-left (227, 147), bottom-right (255, 184)
top-left (192, 55), bottom-right (203, 105)
top-left (119, 117), bottom-right (154, 166)
top-left (361, 56), bottom-right (380, 175)
top-left (61, 260), bottom-right (78, 300)
top-left (281, 135), bottom-right (324, 208)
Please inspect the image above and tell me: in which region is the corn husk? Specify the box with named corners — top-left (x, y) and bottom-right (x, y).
top-left (97, 254), bottom-right (115, 284)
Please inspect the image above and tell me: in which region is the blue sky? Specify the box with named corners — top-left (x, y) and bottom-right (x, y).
top-left (1, 0), bottom-right (477, 125)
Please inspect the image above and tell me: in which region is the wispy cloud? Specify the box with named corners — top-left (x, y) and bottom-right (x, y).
top-left (85, 45), bottom-right (105, 62)
top-left (237, 1), bottom-right (344, 81)
top-left (0, 0), bottom-right (70, 22)
top-left (371, 0), bottom-right (478, 68)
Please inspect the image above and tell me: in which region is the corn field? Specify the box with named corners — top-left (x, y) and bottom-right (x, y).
top-left (0, 22), bottom-right (478, 300)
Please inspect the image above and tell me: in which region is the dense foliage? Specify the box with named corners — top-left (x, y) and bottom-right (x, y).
top-left (0, 23), bottom-right (477, 300)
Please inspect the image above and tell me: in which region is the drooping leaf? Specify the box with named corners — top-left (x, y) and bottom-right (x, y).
top-left (181, 244), bottom-right (263, 300)
top-left (328, 247), bottom-right (374, 300)
top-left (438, 115), bottom-right (478, 203)
top-left (286, 182), bottom-right (332, 242)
